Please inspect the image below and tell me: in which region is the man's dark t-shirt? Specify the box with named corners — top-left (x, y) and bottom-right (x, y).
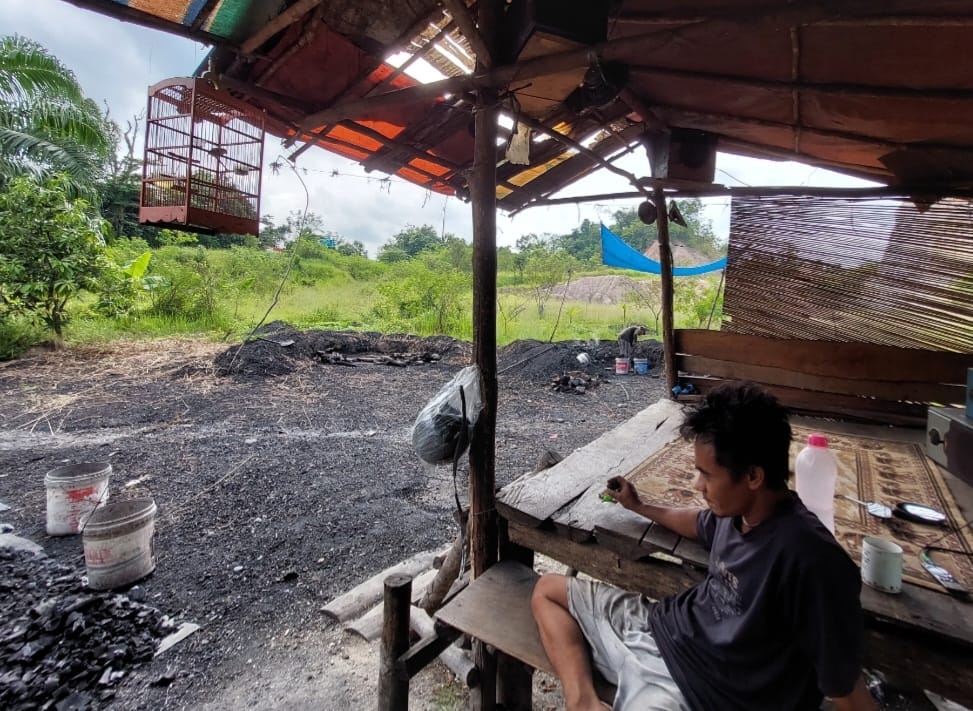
top-left (648, 493), bottom-right (863, 711)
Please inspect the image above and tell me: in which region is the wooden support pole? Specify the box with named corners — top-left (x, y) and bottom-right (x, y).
top-left (469, 3), bottom-right (502, 710)
top-left (654, 188), bottom-right (677, 395)
top-left (378, 573), bottom-right (413, 711)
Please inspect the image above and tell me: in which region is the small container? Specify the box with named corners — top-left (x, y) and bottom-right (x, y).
top-left (795, 434), bottom-right (837, 533)
top-left (633, 358), bottom-right (649, 375)
top-left (614, 358), bottom-right (629, 375)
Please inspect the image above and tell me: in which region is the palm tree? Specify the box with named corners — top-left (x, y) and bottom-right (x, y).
top-left (0, 35), bottom-right (112, 197)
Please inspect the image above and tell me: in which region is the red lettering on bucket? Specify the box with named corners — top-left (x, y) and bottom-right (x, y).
top-left (85, 547), bottom-right (114, 565)
top-left (67, 486), bottom-right (96, 502)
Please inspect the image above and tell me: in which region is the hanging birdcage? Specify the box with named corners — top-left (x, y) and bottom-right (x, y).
top-left (140, 77), bottom-right (264, 236)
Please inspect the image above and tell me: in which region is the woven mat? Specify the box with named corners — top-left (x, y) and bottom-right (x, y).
top-left (626, 426), bottom-right (973, 592)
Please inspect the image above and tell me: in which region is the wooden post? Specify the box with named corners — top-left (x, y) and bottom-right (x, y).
top-left (468, 2), bottom-right (502, 710)
top-left (378, 573), bottom-right (413, 711)
top-left (654, 188), bottom-right (678, 394)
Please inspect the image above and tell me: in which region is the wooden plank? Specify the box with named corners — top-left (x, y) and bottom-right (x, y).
top-left (671, 538), bottom-right (709, 568)
top-left (641, 521), bottom-right (681, 553)
top-left (497, 399), bottom-right (685, 527)
top-left (322, 548), bottom-right (444, 622)
top-left (436, 560), bottom-right (552, 674)
top-left (411, 608), bottom-right (479, 688)
top-left (679, 354), bottom-right (965, 405)
top-left (683, 376), bottom-right (927, 425)
top-left (509, 523), bottom-right (705, 600)
top-left (674, 329), bottom-right (973, 384)
top-left (397, 624), bottom-right (462, 680)
top-left (864, 626), bottom-right (973, 708)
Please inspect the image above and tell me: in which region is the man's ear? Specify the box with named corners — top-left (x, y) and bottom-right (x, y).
top-left (746, 466), bottom-right (766, 490)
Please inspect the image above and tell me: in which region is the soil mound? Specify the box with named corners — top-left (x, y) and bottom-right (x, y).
top-left (214, 321), bottom-right (470, 378)
top-left (549, 275), bottom-right (645, 305)
top-left (498, 337), bottom-right (664, 382)
top-left (644, 240), bottom-right (721, 266)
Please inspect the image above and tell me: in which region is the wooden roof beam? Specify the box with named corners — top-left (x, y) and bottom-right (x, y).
top-left (440, 0), bottom-right (492, 68)
top-left (614, 0), bottom-right (972, 27)
top-left (297, 28), bottom-right (681, 131)
top-left (240, 0), bottom-right (324, 55)
top-left (517, 183), bottom-right (973, 208)
top-left (648, 103), bottom-right (973, 156)
top-left (60, 0), bottom-right (232, 47)
top-left (189, 0), bottom-right (222, 31)
top-left (629, 65), bottom-right (973, 102)
top-left (514, 115), bottom-right (650, 197)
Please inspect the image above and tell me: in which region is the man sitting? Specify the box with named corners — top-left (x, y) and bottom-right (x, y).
top-left (531, 382), bottom-right (876, 711)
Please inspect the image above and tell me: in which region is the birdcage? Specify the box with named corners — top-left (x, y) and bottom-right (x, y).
top-left (140, 78), bottom-right (264, 236)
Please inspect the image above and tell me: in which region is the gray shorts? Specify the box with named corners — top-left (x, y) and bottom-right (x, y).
top-left (567, 578), bottom-right (689, 711)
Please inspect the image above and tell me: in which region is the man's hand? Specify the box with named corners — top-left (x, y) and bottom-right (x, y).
top-left (600, 476), bottom-right (701, 539)
top-left (601, 476), bottom-right (641, 509)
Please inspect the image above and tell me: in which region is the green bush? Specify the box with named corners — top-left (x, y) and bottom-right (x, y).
top-left (0, 316), bottom-right (45, 360)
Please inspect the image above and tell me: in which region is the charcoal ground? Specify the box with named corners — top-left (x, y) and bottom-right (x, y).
top-left (0, 326), bottom-right (666, 710)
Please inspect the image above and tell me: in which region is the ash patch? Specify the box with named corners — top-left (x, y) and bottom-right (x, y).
top-left (214, 321), bottom-right (470, 378)
top-left (0, 547), bottom-right (174, 710)
top-left (498, 338), bottom-right (664, 384)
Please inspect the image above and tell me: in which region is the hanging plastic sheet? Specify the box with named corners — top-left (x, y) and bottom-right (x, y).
top-left (600, 224), bottom-right (726, 276)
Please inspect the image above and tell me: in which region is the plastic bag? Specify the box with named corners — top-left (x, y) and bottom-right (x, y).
top-left (412, 366), bottom-right (483, 465)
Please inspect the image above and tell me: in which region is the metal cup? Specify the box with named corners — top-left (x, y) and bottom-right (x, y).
top-left (861, 536), bottom-right (903, 594)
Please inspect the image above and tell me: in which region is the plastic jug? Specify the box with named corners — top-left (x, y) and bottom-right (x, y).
top-left (795, 434), bottom-right (837, 533)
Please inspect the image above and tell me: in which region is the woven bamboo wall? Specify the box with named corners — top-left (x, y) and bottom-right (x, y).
top-left (722, 195), bottom-right (973, 352)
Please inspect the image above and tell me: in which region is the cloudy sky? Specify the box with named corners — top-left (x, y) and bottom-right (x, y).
top-left (3, 0), bottom-right (874, 256)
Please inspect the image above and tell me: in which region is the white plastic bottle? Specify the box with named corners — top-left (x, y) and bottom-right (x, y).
top-left (795, 434), bottom-right (837, 533)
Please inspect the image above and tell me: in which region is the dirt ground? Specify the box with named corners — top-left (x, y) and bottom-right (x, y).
top-left (0, 324), bottom-right (667, 710)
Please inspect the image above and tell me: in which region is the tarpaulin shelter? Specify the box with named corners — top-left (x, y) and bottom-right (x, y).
top-left (60, 2), bottom-right (973, 706)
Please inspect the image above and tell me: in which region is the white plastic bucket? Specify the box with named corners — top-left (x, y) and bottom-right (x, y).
top-left (44, 462), bottom-right (112, 536)
top-left (82, 497), bottom-right (157, 590)
top-left (614, 358), bottom-right (629, 375)
top-left (633, 358), bottom-right (649, 375)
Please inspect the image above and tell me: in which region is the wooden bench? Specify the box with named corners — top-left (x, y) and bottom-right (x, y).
top-left (434, 560), bottom-right (617, 704)
top-left (673, 329), bottom-right (973, 426)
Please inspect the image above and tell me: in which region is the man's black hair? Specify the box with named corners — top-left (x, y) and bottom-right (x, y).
top-left (679, 381), bottom-right (792, 490)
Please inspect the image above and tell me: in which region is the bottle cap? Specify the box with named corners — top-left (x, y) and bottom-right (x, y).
top-left (807, 434), bottom-right (829, 447)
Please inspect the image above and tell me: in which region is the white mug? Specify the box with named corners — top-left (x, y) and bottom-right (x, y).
top-left (861, 536), bottom-right (903, 594)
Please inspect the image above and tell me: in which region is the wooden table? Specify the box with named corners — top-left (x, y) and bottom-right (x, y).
top-left (495, 399), bottom-right (973, 707)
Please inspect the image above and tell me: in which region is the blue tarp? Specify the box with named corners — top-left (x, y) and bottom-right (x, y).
top-left (600, 224), bottom-right (726, 276)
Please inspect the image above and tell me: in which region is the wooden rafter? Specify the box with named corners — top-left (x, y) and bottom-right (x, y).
top-left (240, 0), bottom-right (324, 55)
top-left (297, 28), bottom-right (682, 130)
top-left (647, 103), bottom-right (973, 155)
top-left (628, 66), bottom-right (973, 102)
top-left (189, 0), bottom-right (222, 31)
top-left (612, 0), bottom-right (973, 27)
top-left (60, 0), bottom-right (232, 47)
top-left (440, 0), bottom-right (491, 68)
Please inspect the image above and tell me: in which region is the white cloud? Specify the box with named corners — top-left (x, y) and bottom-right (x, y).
top-left (4, 0), bottom-right (875, 254)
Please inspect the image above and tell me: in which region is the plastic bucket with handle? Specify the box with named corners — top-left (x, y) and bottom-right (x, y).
top-left (44, 462), bottom-right (112, 536)
top-left (633, 358), bottom-right (649, 375)
top-left (82, 497), bottom-right (157, 590)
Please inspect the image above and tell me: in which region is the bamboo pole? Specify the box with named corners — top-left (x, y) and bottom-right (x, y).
top-left (654, 189), bottom-right (677, 395)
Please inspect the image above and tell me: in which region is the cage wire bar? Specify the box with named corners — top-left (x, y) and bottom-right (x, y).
top-left (140, 77), bottom-right (265, 236)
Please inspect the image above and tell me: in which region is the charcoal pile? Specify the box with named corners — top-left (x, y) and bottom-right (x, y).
top-left (314, 349), bottom-right (442, 367)
top-left (550, 371), bottom-right (602, 393)
top-left (0, 547), bottom-right (176, 710)
top-left (215, 321), bottom-right (466, 378)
